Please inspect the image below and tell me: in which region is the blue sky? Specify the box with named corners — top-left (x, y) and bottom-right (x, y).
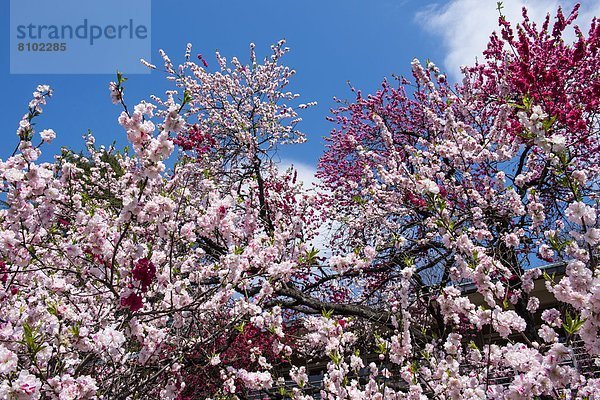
top-left (2, 0), bottom-right (595, 172)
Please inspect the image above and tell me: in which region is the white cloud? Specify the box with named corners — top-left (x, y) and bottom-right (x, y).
top-left (279, 159), bottom-right (336, 256)
top-left (279, 159), bottom-right (320, 190)
top-left (416, 0), bottom-right (600, 81)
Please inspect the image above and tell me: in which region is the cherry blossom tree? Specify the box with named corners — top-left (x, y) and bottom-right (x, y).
top-left (0, 41), bottom-right (319, 399)
top-left (0, 4), bottom-right (598, 400)
top-left (316, 4), bottom-right (599, 399)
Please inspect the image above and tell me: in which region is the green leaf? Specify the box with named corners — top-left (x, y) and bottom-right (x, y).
top-left (234, 322), bottom-right (245, 333)
top-left (183, 90), bottom-right (193, 105)
top-left (299, 247), bottom-right (320, 265)
top-left (410, 361), bottom-right (418, 373)
top-left (21, 322), bottom-right (45, 355)
top-left (116, 71), bottom-right (127, 84)
top-left (47, 302), bottom-right (59, 317)
top-left (542, 115), bottom-right (557, 131)
top-left (522, 94), bottom-right (532, 110)
top-left (351, 195), bottom-right (365, 205)
top-left (233, 246), bottom-right (244, 255)
top-left (563, 311), bottom-right (586, 335)
top-left (328, 350), bottom-right (342, 365)
top-left (70, 322), bottom-right (80, 337)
